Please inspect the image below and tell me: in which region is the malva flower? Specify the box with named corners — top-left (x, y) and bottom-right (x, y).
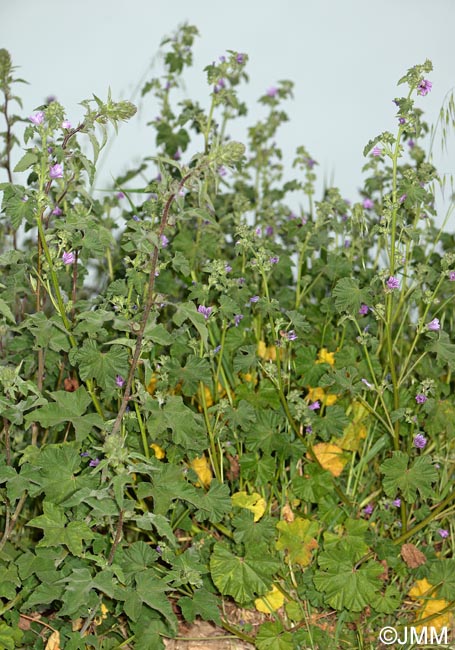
top-left (392, 498), bottom-right (401, 507)
top-left (234, 314), bottom-right (243, 327)
top-left (249, 295), bottom-right (260, 303)
top-left (236, 53), bottom-right (245, 64)
top-left (266, 86), bottom-right (278, 97)
top-left (386, 276), bottom-right (400, 290)
top-left (197, 305), bottom-right (212, 320)
top-left (438, 529), bottom-right (449, 539)
top-left (270, 256), bottom-right (279, 264)
top-left (399, 117), bottom-right (406, 125)
top-left (415, 393), bottom-right (427, 404)
top-left (61, 119), bottom-right (72, 129)
top-left (449, 271), bottom-right (455, 281)
top-left (417, 79), bottom-right (432, 96)
top-left (62, 251), bottom-right (75, 265)
top-left (115, 375), bottom-right (125, 388)
top-left (427, 318), bottom-right (440, 331)
top-left (399, 193), bottom-right (407, 203)
top-left (225, 264), bottom-right (232, 272)
top-left (308, 401), bottom-right (320, 411)
top-left (29, 111), bottom-right (45, 125)
top-left (363, 504), bottom-right (374, 516)
top-left (359, 303), bottom-right (369, 315)
top-left (89, 458), bottom-right (100, 467)
top-left (362, 198), bottom-right (374, 209)
top-left (49, 163), bottom-right (63, 179)
top-left (413, 433), bottom-right (427, 449)
top-left (160, 235), bottom-right (169, 248)
top-left (116, 191), bottom-right (125, 199)
top-left (372, 146), bottom-right (382, 157)
top-left (52, 206), bottom-right (62, 216)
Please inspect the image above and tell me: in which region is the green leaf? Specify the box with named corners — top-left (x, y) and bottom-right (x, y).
top-left (380, 452), bottom-right (437, 502)
top-left (193, 480), bottom-right (232, 523)
top-left (256, 622), bottom-right (294, 650)
top-left (428, 559), bottom-right (455, 600)
top-left (314, 547), bottom-right (383, 611)
top-left (332, 277), bottom-right (370, 315)
top-left (173, 301), bottom-right (208, 346)
top-left (135, 570), bottom-right (177, 631)
top-left (427, 331), bottom-right (455, 370)
top-left (275, 518), bottom-right (319, 566)
top-left (27, 501), bottom-right (94, 555)
top-left (210, 542), bottom-right (280, 604)
top-left (149, 395), bottom-right (206, 452)
top-left (166, 355), bottom-right (211, 396)
top-left (24, 387), bottom-right (104, 440)
top-left (178, 588), bottom-right (221, 625)
top-left (74, 340), bottom-right (130, 390)
top-left (0, 622), bottom-right (23, 650)
top-left (0, 298), bottom-right (15, 323)
top-left (13, 151), bottom-right (38, 172)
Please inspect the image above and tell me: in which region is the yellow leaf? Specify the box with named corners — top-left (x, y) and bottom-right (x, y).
top-left (150, 443), bottom-right (166, 460)
top-left (316, 348), bottom-right (335, 366)
top-left (308, 443), bottom-right (347, 477)
top-left (146, 374), bottom-right (158, 395)
top-left (276, 518), bottom-right (319, 566)
top-left (408, 579), bottom-right (453, 632)
top-left (45, 631), bottom-right (60, 650)
top-left (190, 455), bottom-right (212, 488)
top-left (337, 402), bottom-right (369, 451)
top-left (255, 585), bottom-right (285, 613)
top-left (306, 386), bottom-right (338, 406)
top-left (257, 340), bottom-right (277, 361)
top-left (231, 491), bottom-right (266, 522)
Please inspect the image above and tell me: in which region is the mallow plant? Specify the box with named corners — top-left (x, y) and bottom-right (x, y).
top-left (0, 23), bottom-right (455, 650)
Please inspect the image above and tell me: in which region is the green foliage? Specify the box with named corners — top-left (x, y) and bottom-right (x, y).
top-left (0, 22), bottom-right (454, 650)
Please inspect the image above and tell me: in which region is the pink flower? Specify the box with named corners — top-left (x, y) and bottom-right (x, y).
top-left (449, 271), bottom-right (455, 281)
top-left (49, 163), bottom-right (63, 179)
top-left (29, 111), bottom-right (45, 125)
top-left (427, 318), bottom-right (440, 331)
top-left (62, 251), bottom-right (75, 265)
top-left (417, 79), bottom-right (432, 96)
top-left (266, 86), bottom-right (278, 97)
top-left (362, 198), bottom-right (374, 209)
top-left (386, 276), bottom-right (400, 290)
top-left (61, 120), bottom-right (72, 129)
top-left (372, 146), bottom-right (382, 157)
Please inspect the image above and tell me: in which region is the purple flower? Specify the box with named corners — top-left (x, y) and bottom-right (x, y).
top-left (399, 117), bottom-right (406, 125)
top-left (213, 345), bottom-right (221, 354)
top-left (236, 53), bottom-right (245, 64)
top-left (359, 303), bottom-right (369, 315)
top-left (218, 166), bottom-right (227, 177)
top-left (305, 426), bottom-right (313, 434)
top-left (89, 458), bottom-right (100, 467)
top-left (386, 276), bottom-right (400, 290)
top-left (225, 264), bottom-right (232, 273)
top-left (265, 226), bottom-right (274, 237)
top-left (49, 163), bottom-right (63, 179)
top-left (362, 198), bottom-right (374, 209)
top-left (392, 498), bottom-right (401, 507)
top-left (250, 296), bottom-right (259, 303)
top-left (306, 157), bottom-right (316, 169)
top-left (427, 318), bottom-right (440, 331)
top-left (80, 451), bottom-right (89, 457)
top-left (52, 206), bottom-right (63, 216)
top-left (415, 393), bottom-right (427, 404)
top-left (116, 191), bottom-right (125, 199)
top-left (413, 433), bottom-right (427, 449)
top-left (408, 139), bottom-right (415, 149)
top-left (234, 314), bottom-right (243, 327)
top-left (132, 215), bottom-right (140, 222)
top-left (218, 55), bottom-right (226, 63)
top-left (438, 529), bottom-right (449, 539)
top-left (417, 79), bottom-right (432, 96)
top-left (160, 234), bottom-right (169, 248)
top-left (29, 111), bottom-right (45, 125)
top-left (62, 251), bottom-right (75, 265)
top-left (173, 150), bottom-right (181, 161)
top-left (372, 146), bottom-right (382, 157)
top-left (270, 256), bottom-right (279, 265)
top-left (115, 375), bottom-right (125, 388)
top-left (266, 86), bottom-right (278, 97)
top-left (287, 211), bottom-right (297, 220)
top-left (61, 119), bottom-right (72, 129)
top-left (449, 271), bottom-right (455, 281)
top-left (198, 305), bottom-right (212, 320)
top-left (308, 401), bottom-right (320, 411)
top-left (285, 330), bottom-right (297, 341)
top-left (363, 504), bottom-right (374, 516)
top-left (399, 193), bottom-right (407, 203)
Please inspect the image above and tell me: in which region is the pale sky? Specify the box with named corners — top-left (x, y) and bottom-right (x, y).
top-left (2, 0), bottom-right (455, 225)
